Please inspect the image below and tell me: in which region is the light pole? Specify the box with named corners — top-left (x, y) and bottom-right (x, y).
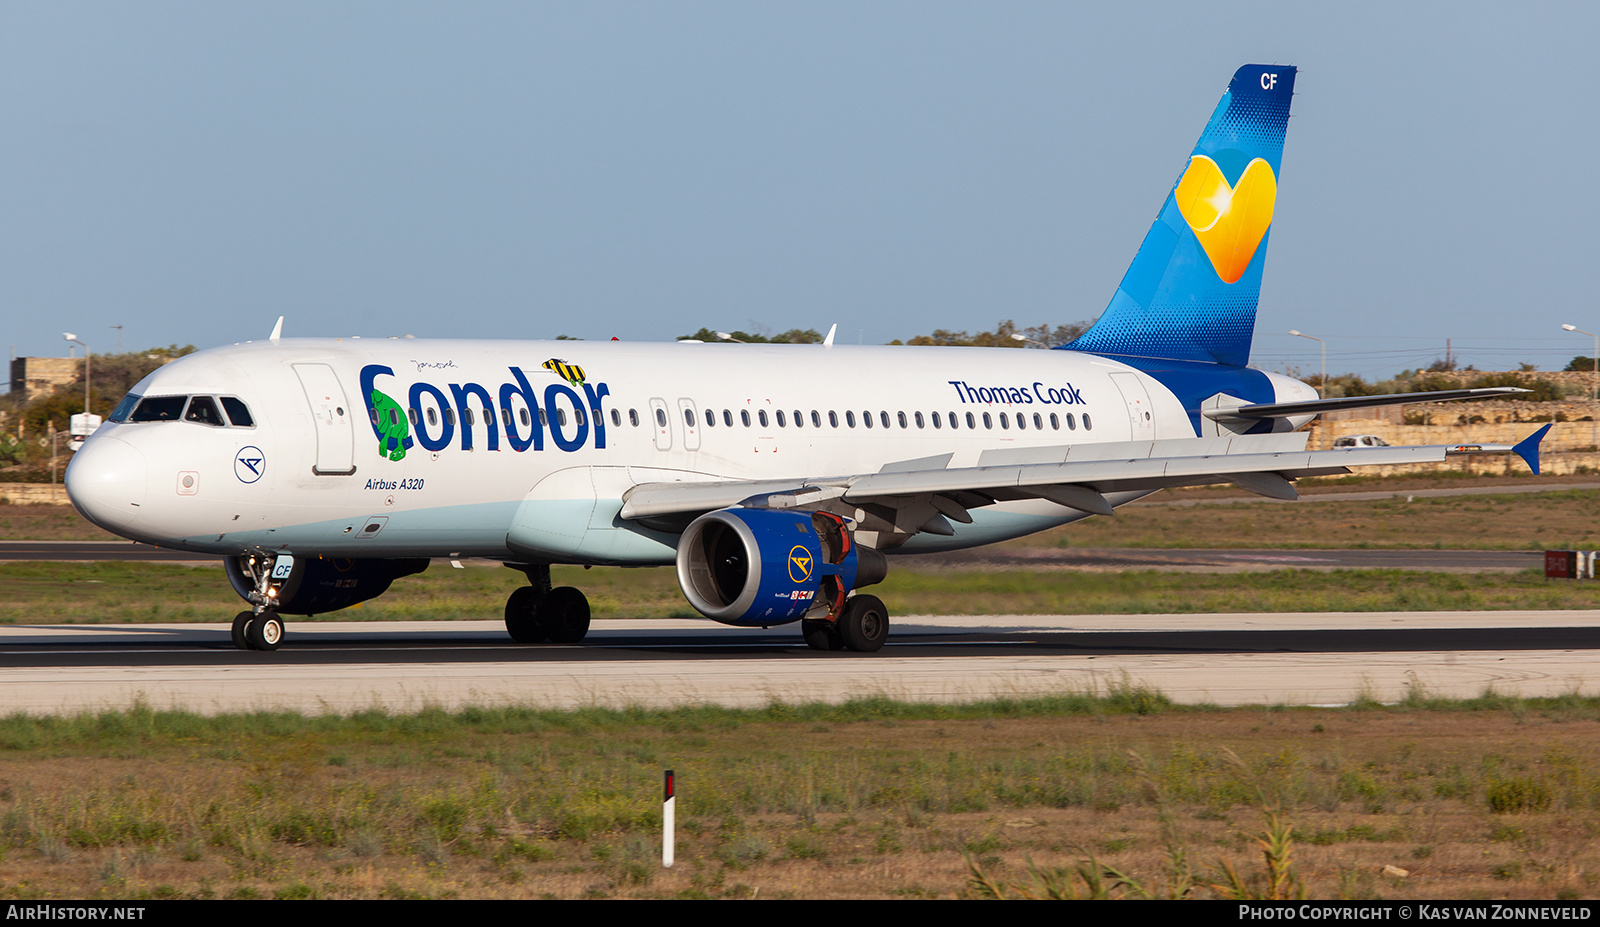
top-left (1288, 330), bottom-right (1327, 448)
top-left (62, 333), bottom-right (89, 419)
top-left (1561, 323), bottom-right (1599, 449)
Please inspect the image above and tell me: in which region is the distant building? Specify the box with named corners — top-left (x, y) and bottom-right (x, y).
top-left (9, 357), bottom-right (82, 402)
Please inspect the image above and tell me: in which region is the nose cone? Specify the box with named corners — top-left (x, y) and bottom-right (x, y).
top-left (65, 435), bottom-right (148, 533)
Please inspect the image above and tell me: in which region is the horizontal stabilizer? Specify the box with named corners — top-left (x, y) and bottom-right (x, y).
top-left (1514, 424), bottom-right (1553, 476)
top-left (1206, 387), bottom-right (1528, 420)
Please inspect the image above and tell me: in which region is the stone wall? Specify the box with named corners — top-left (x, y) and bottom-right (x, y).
top-left (8, 357), bottom-right (82, 402)
top-left (0, 483), bottom-right (72, 505)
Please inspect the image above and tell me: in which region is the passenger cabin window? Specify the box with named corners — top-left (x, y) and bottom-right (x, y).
top-left (130, 396), bottom-right (187, 422)
top-left (741, 410), bottom-right (751, 427)
top-left (611, 409), bottom-right (621, 427)
top-left (629, 409), bottom-right (639, 427)
top-left (758, 410), bottom-right (768, 427)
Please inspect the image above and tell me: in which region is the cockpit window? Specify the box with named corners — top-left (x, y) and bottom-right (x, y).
top-left (220, 397), bottom-right (254, 427)
top-left (184, 396), bottom-right (226, 426)
top-left (130, 396), bottom-right (187, 422)
top-left (109, 393), bottom-right (142, 423)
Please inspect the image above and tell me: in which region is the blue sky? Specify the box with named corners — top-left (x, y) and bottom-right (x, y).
top-left (3, 2), bottom-right (1596, 381)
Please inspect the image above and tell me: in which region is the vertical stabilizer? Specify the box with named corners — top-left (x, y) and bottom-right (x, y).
top-left (1064, 64), bottom-right (1296, 366)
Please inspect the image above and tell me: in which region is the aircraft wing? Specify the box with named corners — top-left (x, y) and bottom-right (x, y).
top-left (1206, 387), bottom-right (1529, 421)
top-left (619, 426), bottom-right (1551, 537)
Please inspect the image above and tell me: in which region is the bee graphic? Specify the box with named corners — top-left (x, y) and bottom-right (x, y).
top-left (543, 359), bottom-right (586, 386)
top-left (368, 388), bottom-right (412, 461)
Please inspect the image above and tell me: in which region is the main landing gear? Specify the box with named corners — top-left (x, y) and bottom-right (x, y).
top-left (801, 594), bottom-right (888, 653)
top-left (503, 563), bottom-right (592, 644)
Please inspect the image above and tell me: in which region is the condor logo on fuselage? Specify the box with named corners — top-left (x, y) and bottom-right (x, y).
top-left (360, 364), bottom-right (611, 459)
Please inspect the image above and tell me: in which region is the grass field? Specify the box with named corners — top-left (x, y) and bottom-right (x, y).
top-left (5, 481), bottom-right (1600, 900)
top-left (2, 694), bottom-right (1599, 900)
top-left (1051, 487), bottom-right (1600, 551)
top-left (7, 561), bottom-right (1600, 624)
top-left (7, 474), bottom-right (1600, 550)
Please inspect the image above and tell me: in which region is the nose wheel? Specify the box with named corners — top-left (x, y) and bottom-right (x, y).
top-left (232, 610), bottom-right (285, 651)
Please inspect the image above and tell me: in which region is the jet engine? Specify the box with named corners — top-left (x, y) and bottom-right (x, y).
top-left (225, 555), bottom-right (429, 616)
top-left (675, 508), bottom-right (887, 626)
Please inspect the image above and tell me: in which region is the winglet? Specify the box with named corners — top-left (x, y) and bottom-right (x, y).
top-left (823, 323), bottom-right (837, 347)
top-left (1513, 424), bottom-right (1553, 475)
top-left (269, 316), bottom-right (284, 345)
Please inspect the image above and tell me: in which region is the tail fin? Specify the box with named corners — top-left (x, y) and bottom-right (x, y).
top-left (1064, 64), bottom-right (1297, 366)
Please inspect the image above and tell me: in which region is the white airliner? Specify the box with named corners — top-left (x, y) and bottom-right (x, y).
top-left (65, 64), bottom-right (1544, 653)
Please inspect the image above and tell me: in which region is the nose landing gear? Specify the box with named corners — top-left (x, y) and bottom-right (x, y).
top-left (231, 550), bottom-right (289, 651)
top-left (232, 609), bottom-right (285, 651)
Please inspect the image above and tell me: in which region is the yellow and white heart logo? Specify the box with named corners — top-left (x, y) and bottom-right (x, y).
top-left (1173, 155), bottom-right (1277, 284)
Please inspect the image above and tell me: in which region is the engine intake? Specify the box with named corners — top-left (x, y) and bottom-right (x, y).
top-left (226, 555), bottom-right (428, 615)
top-left (676, 508), bottom-right (886, 626)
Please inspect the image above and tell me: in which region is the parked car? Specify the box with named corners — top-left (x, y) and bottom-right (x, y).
top-left (1333, 434), bottom-right (1390, 448)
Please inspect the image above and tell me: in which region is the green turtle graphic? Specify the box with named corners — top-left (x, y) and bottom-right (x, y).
top-left (369, 388), bottom-right (412, 461)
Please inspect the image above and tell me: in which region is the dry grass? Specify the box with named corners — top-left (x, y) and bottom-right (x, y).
top-left (2, 697), bottom-right (1600, 899)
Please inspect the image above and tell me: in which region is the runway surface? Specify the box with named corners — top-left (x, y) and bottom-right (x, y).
top-left (3, 611), bottom-right (1597, 715)
top-left (0, 540), bottom-right (1544, 573)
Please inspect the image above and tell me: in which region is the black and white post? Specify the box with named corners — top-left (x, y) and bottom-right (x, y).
top-left (663, 769), bottom-right (675, 868)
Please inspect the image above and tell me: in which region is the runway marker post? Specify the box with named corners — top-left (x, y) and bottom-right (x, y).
top-left (663, 769), bottom-right (675, 867)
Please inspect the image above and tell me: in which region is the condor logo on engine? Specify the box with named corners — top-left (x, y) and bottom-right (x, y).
top-left (788, 547), bottom-right (813, 583)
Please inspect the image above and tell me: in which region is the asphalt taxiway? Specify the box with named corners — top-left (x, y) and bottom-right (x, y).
top-left (2, 612), bottom-right (1596, 715)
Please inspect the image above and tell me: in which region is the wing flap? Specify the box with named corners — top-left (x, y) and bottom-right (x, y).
top-left (618, 441), bottom-right (1453, 520)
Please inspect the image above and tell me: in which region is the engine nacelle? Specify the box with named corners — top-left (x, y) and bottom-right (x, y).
top-left (675, 508), bottom-right (887, 626)
top-left (226, 555), bottom-right (429, 616)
